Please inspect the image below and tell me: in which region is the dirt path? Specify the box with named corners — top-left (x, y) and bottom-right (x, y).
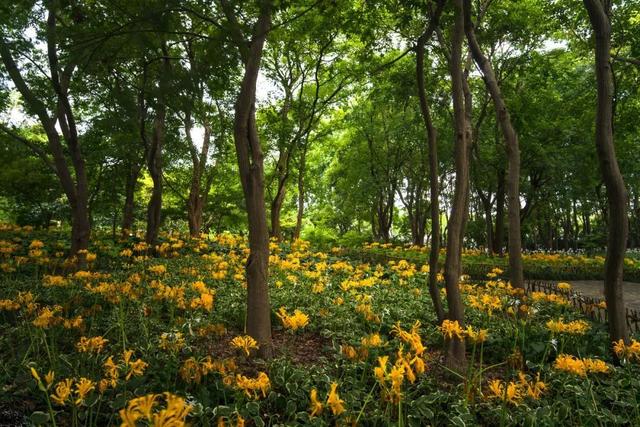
top-left (566, 280), bottom-right (640, 311)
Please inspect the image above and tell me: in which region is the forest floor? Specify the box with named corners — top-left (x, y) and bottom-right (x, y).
top-left (567, 280), bottom-right (640, 310)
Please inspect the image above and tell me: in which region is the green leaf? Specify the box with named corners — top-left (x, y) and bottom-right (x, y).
top-left (30, 411), bottom-right (50, 425)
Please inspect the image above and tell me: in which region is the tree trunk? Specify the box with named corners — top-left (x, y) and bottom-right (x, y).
top-left (294, 143), bottom-right (308, 240)
top-left (145, 112), bottom-right (165, 246)
top-left (584, 0), bottom-right (629, 348)
top-left (270, 170), bottom-right (288, 241)
top-left (122, 162), bottom-right (142, 237)
top-left (144, 44), bottom-right (170, 247)
top-left (226, 2), bottom-right (273, 358)
top-left (443, 0), bottom-right (468, 371)
top-left (464, 0), bottom-right (524, 289)
top-left (0, 13), bottom-right (90, 261)
top-left (493, 168), bottom-right (506, 255)
top-left (186, 123), bottom-right (212, 238)
top-left (70, 195), bottom-right (90, 255)
top-left (416, 10), bottom-right (445, 322)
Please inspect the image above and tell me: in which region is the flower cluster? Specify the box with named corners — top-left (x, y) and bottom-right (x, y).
top-left (613, 339), bottom-right (640, 362)
top-left (487, 372), bottom-right (545, 405)
top-left (553, 354), bottom-right (610, 376)
top-left (277, 307), bottom-right (309, 331)
top-left (546, 319), bottom-right (590, 335)
top-left (119, 392), bottom-right (191, 427)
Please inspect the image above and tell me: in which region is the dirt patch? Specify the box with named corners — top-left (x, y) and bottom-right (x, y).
top-left (198, 329), bottom-right (332, 376)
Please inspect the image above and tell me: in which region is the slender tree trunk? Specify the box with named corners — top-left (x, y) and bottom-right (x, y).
top-left (0, 17), bottom-right (90, 261)
top-left (464, 0), bottom-right (523, 289)
top-left (294, 143), bottom-right (308, 240)
top-left (186, 123), bottom-right (212, 238)
top-left (122, 162), bottom-right (142, 237)
top-left (225, 2), bottom-right (274, 358)
top-left (584, 0), bottom-right (629, 348)
top-left (494, 168), bottom-right (506, 255)
top-left (416, 11), bottom-right (445, 322)
top-left (145, 112), bottom-right (165, 246)
top-left (270, 171), bottom-right (288, 240)
top-left (443, 0), bottom-right (468, 371)
top-left (144, 45), bottom-right (170, 247)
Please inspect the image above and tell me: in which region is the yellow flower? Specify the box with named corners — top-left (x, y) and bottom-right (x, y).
top-left (440, 319), bottom-right (464, 340)
top-left (554, 354), bottom-right (609, 376)
top-left (326, 382), bottom-right (345, 416)
top-left (50, 378), bottom-right (73, 406)
top-left (277, 307), bottom-right (309, 331)
top-left (129, 393), bottom-right (157, 421)
top-left (76, 336), bottom-right (109, 353)
top-left (361, 333), bottom-right (383, 348)
top-left (309, 388), bottom-right (323, 417)
top-left (148, 264), bottom-right (167, 275)
top-left (341, 345), bottom-right (358, 360)
top-left (487, 379), bottom-right (522, 405)
top-left (235, 372), bottom-right (271, 399)
top-left (75, 377), bottom-right (95, 405)
top-left (200, 292), bottom-right (214, 311)
top-left (180, 358), bottom-right (202, 384)
top-left (374, 356), bottom-right (389, 383)
top-left (613, 338), bottom-right (640, 362)
top-left (546, 319), bottom-right (590, 335)
top-left (464, 326), bottom-right (488, 344)
top-left (557, 282), bottom-right (572, 292)
top-left (29, 240), bottom-right (44, 249)
top-left (44, 371), bottom-right (55, 387)
top-left (30, 367), bottom-right (41, 383)
top-left (230, 335), bottom-right (259, 357)
top-left (122, 349), bottom-right (148, 380)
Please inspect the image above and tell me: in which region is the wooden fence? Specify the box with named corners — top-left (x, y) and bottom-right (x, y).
top-left (344, 249), bottom-right (640, 333)
top-left (526, 280), bottom-right (640, 334)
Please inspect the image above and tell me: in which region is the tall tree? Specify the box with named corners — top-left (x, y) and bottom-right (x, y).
top-left (221, 0), bottom-right (274, 358)
top-left (443, 0), bottom-right (469, 370)
top-left (0, 2), bottom-right (91, 260)
top-left (583, 0), bottom-right (629, 349)
top-left (463, 0), bottom-right (524, 289)
top-left (415, 0), bottom-right (445, 322)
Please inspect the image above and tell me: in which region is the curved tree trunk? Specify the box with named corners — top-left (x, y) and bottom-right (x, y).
top-left (443, 0), bottom-right (468, 371)
top-left (145, 111), bottom-right (165, 246)
top-left (144, 44), bottom-right (170, 247)
top-left (0, 8), bottom-right (90, 263)
top-left (416, 12), bottom-right (445, 322)
top-left (463, 0), bottom-right (523, 289)
top-left (224, 1), bottom-right (274, 358)
top-left (583, 0), bottom-right (629, 350)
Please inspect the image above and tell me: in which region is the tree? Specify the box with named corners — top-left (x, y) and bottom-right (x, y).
top-left (463, 0), bottom-right (524, 289)
top-left (416, 0), bottom-right (445, 322)
top-left (0, 2), bottom-right (91, 259)
top-left (443, 0), bottom-right (469, 370)
top-left (583, 0), bottom-right (629, 350)
top-left (221, 0), bottom-right (274, 358)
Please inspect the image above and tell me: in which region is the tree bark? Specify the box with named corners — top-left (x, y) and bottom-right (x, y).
top-left (443, 0), bottom-right (468, 371)
top-left (186, 122), bottom-right (212, 237)
top-left (144, 43), bottom-right (170, 247)
top-left (583, 0), bottom-right (629, 348)
top-left (294, 143), bottom-right (308, 240)
top-left (0, 8), bottom-right (90, 260)
top-left (416, 4), bottom-right (445, 322)
top-left (493, 168), bottom-right (506, 255)
top-left (224, 0), bottom-right (274, 358)
top-left (463, 0), bottom-right (524, 289)
top-left (122, 162), bottom-right (142, 237)
top-left (145, 108), bottom-right (165, 246)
